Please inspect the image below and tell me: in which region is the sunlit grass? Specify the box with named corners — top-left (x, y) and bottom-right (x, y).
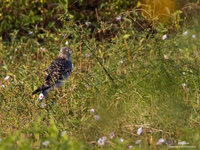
top-left (0, 16), bottom-right (200, 149)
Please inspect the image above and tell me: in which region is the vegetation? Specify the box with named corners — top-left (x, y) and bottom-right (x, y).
top-left (0, 0), bottom-right (200, 149)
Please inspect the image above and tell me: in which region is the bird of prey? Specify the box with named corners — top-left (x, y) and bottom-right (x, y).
top-left (32, 46), bottom-right (73, 100)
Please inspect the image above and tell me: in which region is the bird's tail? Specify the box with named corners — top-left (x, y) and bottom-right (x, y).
top-left (32, 85), bottom-right (49, 95)
top-left (32, 87), bottom-right (42, 95)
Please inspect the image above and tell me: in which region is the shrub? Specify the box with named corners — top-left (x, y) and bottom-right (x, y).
top-left (0, 0), bottom-right (68, 40)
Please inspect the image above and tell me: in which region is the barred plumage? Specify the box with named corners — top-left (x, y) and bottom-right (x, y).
top-left (32, 47), bottom-right (72, 99)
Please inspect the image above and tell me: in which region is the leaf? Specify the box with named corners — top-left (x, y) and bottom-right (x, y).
top-left (123, 34), bottom-right (130, 39)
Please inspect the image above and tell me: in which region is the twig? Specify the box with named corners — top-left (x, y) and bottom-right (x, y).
top-left (85, 44), bottom-right (115, 84)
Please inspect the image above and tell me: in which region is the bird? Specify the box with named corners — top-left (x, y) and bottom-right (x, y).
top-left (32, 46), bottom-right (73, 100)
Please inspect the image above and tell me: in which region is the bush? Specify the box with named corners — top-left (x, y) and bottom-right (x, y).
top-left (0, 0), bottom-right (68, 40)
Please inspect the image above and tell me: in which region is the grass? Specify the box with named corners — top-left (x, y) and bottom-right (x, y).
top-left (0, 17), bottom-right (200, 150)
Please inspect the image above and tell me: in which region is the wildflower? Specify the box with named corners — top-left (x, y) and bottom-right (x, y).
top-left (165, 139), bottom-right (172, 146)
top-left (120, 60), bottom-right (124, 64)
top-left (164, 54), bottom-right (168, 60)
top-left (4, 76), bottom-right (10, 80)
top-left (40, 47), bottom-right (46, 53)
top-left (182, 83), bottom-right (186, 88)
top-left (137, 127), bottom-right (142, 135)
top-left (65, 41), bottom-right (69, 46)
top-left (85, 53), bottom-right (90, 58)
top-left (178, 141), bottom-right (189, 146)
top-left (183, 31), bottom-right (188, 35)
top-left (102, 136), bottom-right (107, 141)
top-left (194, 52), bottom-right (198, 56)
top-left (1, 84), bottom-right (5, 88)
top-left (135, 139), bottom-right (142, 144)
top-left (29, 31), bottom-right (33, 35)
top-left (90, 108), bottom-right (95, 114)
top-left (10, 56), bottom-right (13, 59)
top-left (120, 138), bottom-right (124, 143)
top-left (38, 93), bottom-right (44, 100)
top-left (61, 131), bottom-right (67, 137)
top-left (156, 138), bottom-right (165, 145)
top-left (109, 132), bottom-right (115, 139)
top-left (41, 103), bottom-right (46, 108)
top-left (42, 140), bottom-right (50, 147)
top-left (192, 34), bottom-right (196, 39)
top-left (128, 145), bottom-right (133, 149)
top-left (116, 16), bottom-right (122, 21)
top-left (62, 33), bottom-right (66, 37)
top-left (94, 115), bottom-right (100, 120)
top-left (85, 84), bottom-right (91, 90)
top-left (85, 22), bottom-right (91, 26)
top-left (97, 138), bottom-right (105, 146)
top-left (182, 72), bottom-right (186, 75)
top-left (162, 34), bottom-right (167, 40)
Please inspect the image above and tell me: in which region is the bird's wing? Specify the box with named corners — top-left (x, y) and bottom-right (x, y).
top-left (43, 58), bottom-right (72, 88)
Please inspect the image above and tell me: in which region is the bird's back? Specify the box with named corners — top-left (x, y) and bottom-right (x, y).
top-left (32, 46), bottom-right (72, 97)
top-left (44, 58), bottom-right (72, 87)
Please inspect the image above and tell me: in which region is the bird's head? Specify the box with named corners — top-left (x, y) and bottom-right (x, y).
top-left (58, 47), bottom-right (72, 59)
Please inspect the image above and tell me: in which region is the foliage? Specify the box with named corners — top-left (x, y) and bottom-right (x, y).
top-left (0, 0), bottom-right (68, 40)
top-left (68, 0), bottom-right (138, 20)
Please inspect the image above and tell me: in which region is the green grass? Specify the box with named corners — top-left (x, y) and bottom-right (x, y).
top-left (1, 18), bottom-right (200, 150)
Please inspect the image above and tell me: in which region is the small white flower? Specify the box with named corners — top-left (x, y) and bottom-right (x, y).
top-left (109, 132), bottom-right (115, 139)
top-left (182, 72), bottom-right (186, 75)
top-left (120, 138), bottom-right (124, 143)
top-left (116, 16), bottom-right (122, 21)
top-left (192, 34), bottom-right (196, 39)
top-left (85, 53), bottom-right (90, 58)
top-left (165, 139), bottom-right (172, 146)
top-left (61, 131), bottom-right (67, 137)
top-left (120, 60), bottom-right (124, 64)
top-left (182, 83), bottom-right (186, 88)
top-left (65, 41), bottom-right (69, 46)
top-left (10, 56), bottom-right (13, 59)
top-left (42, 140), bottom-right (50, 147)
top-left (85, 84), bottom-right (90, 89)
top-left (178, 141), bottom-right (189, 145)
top-left (128, 145), bottom-right (133, 149)
top-left (137, 127), bottom-right (142, 135)
top-left (97, 138), bottom-right (105, 146)
top-left (156, 138), bottom-right (165, 145)
top-left (1, 84), bottom-right (5, 88)
top-left (164, 54), bottom-right (168, 60)
top-left (29, 31), bottom-right (33, 35)
top-left (183, 31), bottom-right (188, 35)
top-left (90, 108), bottom-right (95, 114)
top-left (62, 33), bottom-right (66, 37)
top-left (94, 115), bottom-right (100, 120)
top-left (40, 47), bottom-right (46, 52)
top-left (85, 22), bottom-right (91, 26)
top-left (4, 76), bottom-right (10, 80)
top-left (102, 136), bottom-right (107, 141)
top-left (162, 34), bottom-right (167, 40)
top-left (135, 139), bottom-right (142, 144)
top-left (41, 103), bottom-right (46, 108)
top-left (38, 93), bottom-right (44, 100)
